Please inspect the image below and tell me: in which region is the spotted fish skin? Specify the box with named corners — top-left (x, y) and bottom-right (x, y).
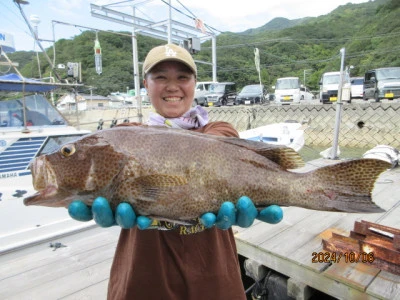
top-left (24, 125), bottom-right (391, 222)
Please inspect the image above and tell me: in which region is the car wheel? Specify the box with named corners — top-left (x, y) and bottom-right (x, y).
top-left (374, 91), bottom-right (380, 102)
top-left (363, 92), bottom-right (368, 101)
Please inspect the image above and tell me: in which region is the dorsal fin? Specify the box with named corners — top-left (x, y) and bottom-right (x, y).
top-left (221, 137), bottom-right (305, 169)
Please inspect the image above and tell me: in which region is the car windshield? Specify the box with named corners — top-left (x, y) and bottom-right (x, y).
top-left (241, 85), bottom-right (261, 94)
top-left (351, 78), bottom-right (363, 85)
top-left (376, 68), bottom-right (400, 80)
top-left (209, 84), bottom-right (227, 93)
top-left (275, 79), bottom-right (299, 89)
top-left (323, 74), bottom-right (340, 85)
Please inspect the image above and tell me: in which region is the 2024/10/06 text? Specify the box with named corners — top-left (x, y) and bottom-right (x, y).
top-left (312, 251), bottom-right (375, 263)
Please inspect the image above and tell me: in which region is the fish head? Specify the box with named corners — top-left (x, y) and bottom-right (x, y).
top-left (24, 134), bottom-right (127, 208)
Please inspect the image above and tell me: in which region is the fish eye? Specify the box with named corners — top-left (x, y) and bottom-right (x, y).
top-left (60, 144), bottom-right (76, 157)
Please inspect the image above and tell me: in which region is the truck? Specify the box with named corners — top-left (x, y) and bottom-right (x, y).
top-left (319, 71), bottom-right (351, 104)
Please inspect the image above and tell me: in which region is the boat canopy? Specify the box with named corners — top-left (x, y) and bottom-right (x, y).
top-left (0, 94), bottom-right (68, 128)
top-left (0, 73), bottom-right (80, 93)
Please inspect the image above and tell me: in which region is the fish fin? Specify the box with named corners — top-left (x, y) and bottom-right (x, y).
top-left (127, 174), bottom-right (188, 202)
top-left (221, 137), bottom-right (305, 169)
top-left (309, 158), bottom-right (391, 213)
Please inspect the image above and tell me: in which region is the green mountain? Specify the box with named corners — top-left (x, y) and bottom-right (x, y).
top-left (242, 17), bottom-right (313, 35)
top-left (7, 0), bottom-right (400, 96)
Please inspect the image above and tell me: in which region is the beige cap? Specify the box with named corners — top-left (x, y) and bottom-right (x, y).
top-left (142, 44), bottom-right (197, 77)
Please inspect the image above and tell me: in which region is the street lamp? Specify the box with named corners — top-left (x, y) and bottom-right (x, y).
top-left (346, 65), bottom-right (354, 78)
top-left (29, 15), bottom-right (40, 38)
top-left (30, 14), bottom-right (41, 78)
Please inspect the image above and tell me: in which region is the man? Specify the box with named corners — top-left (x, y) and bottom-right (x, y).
top-left (69, 43), bottom-right (283, 299)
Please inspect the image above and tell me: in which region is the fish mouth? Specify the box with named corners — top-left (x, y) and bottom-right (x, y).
top-left (24, 185), bottom-right (60, 206)
top-left (30, 156), bottom-right (58, 191)
top-left (163, 97), bottom-right (183, 102)
top-left (25, 156), bottom-right (69, 207)
top-left (24, 185), bottom-right (76, 208)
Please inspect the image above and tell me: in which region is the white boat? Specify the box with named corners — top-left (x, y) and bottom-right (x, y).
top-left (239, 122), bottom-right (305, 152)
top-left (363, 145), bottom-right (399, 168)
top-left (0, 73), bottom-right (92, 252)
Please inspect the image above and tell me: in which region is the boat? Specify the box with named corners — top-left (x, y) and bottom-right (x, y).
top-left (239, 121), bottom-right (305, 152)
top-left (362, 144), bottom-right (399, 168)
top-left (0, 73), bottom-right (92, 252)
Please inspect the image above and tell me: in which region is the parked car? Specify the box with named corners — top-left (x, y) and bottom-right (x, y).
top-left (205, 82), bottom-right (237, 107)
top-left (299, 86), bottom-right (315, 100)
top-left (194, 81), bottom-right (216, 106)
top-left (272, 77), bottom-right (305, 104)
top-left (319, 71), bottom-right (351, 104)
top-left (236, 84), bottom-right (267, 105)
top-left (363, 67), bottom-right (400, 102)
top-left (350, 77), bottom-right (364, 99)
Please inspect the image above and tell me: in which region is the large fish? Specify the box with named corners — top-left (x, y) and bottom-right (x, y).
top-left (24, 125), bottom-right (391, 222)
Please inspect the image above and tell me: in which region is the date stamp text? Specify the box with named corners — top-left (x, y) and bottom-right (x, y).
top-left (312, 251), bottom-right (375, 263)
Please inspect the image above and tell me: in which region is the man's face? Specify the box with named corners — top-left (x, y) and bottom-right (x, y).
top-left (144, 61), bottom-right (196, 118)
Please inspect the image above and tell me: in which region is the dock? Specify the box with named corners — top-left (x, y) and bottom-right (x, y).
top-left (235, 159), bottom-right (400, 299)
top-left (0, 159), bottom-right (399, 299)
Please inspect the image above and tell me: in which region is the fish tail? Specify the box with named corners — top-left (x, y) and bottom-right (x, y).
top-left (307, 158), bottom-right (391, 213)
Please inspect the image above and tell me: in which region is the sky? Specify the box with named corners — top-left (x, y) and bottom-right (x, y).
top-left (1, 0), bottom-right (370, 52)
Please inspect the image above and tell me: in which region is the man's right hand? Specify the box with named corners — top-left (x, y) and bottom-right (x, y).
top-left (68, 197), bottom-right (153, 229)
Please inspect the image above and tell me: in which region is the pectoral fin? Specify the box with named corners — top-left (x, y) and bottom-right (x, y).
top-left (127, 174), bottom-right (188, 202)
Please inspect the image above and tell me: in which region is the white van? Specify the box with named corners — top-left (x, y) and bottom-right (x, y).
top-left (194, 81), bottom-right (216, 106)
top-left (319, 71), bottom-right (351, 104)
top-left (272, 77), bottom-right (302, 104)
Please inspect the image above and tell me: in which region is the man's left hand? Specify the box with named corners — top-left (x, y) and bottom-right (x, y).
top-left (200, 196), bottom-right (283, 230)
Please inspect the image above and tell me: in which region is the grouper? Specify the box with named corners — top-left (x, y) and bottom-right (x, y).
top-left (24, 125), bottom-right (391, 222)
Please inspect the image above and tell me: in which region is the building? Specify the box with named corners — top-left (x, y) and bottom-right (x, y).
top-left (57, 93), bottom-right (113, 111)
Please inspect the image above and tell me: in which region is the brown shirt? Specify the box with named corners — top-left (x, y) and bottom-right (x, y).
top-left (107, 121), bottom-right (246, 300)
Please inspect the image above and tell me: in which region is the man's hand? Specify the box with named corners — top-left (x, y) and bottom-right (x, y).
top-left (68, 197), bottom-right (153, 229)
top-left (200, 196), bottom-right (283, 230)
top-left (68, 196), bottom-right (283, 230)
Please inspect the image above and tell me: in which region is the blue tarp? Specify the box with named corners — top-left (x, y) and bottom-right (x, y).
top-left (0, 73), bottom-right (76, 92)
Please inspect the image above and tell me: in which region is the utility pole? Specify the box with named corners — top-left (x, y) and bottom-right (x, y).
top-left (303, 69), bottom-right (312, 86)
top-left (330, 48), bottom-right (346, 160)
top-left (131, 6), bottom-right (142, 123)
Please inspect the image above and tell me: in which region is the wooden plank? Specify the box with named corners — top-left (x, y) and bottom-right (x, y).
top-left (6, 259), bottom-right (113, 300)
top-left (0, 242), bottom-right (116, 298)
top-left (236, 239), bottom-right (379, 299)
top-left (0, 226), bottom-right (119, 279)
top-left (366, 270), bottom-right (400, 299)
top-left (234, 206), bottom-right (315, 246)
top-left (257, 211), bottom-right (343, 262)
top-left (0, 226), bottom-right (119, 299)
top-left (62, 279), bottom-right (109, 300)
top-left (323, 259), bottom-right (380, 291)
